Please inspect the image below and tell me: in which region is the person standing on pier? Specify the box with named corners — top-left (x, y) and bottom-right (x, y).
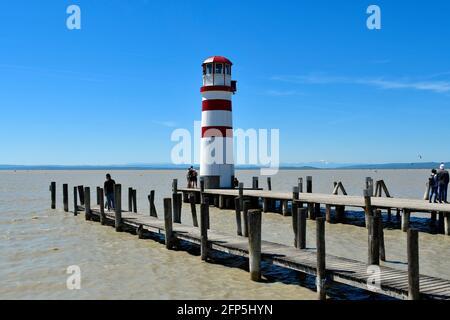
top-left (104, 173), bottom-right (116, 210)
top-left (429, 169), bottom-right (438, 203)
top-left (187, 166), bottom-right (194, 188)
top-left (437, 163), bottom-right (449, 203)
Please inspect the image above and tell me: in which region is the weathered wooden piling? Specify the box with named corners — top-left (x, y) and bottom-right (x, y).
top-left (50, 181), bottom-right (56, 209)
top-left (99, 188), bottom-right (106, 225)
top-left (189, 193), bottom-right (199, 227)
top-left (132, 189), bottom-right (137, 213)
top-left (137, 224), bottom-right (144, 239)
top-left (402, 209), bottom-right (411, 232)
top-left (200, 198), bottom-right (209, 261)
top-left (407, 228), bottom-right (420, 300)
top-left (128, 187), bottom-right (133, 212)
top-left (163, 198), bottom-right (174, 249)
top-left (243, 200), bottom-right (250, 237)
top-left (248, 209), bottom-right (262, 281)
top-left (63, 183), bottom-right (68, 212)
top-left (282, 200), bottom-right (289, 216)
top-left (148, 190), bottom-right (157, 217)
top-left (375, 210), bottom-right (386, 261)
top-left (438, 212), bottom-right (445, 234)
top-left (77, 185), bottom-right (85, 205)
top-left (219, 195), bottom-right (225, 209)
top-left (267, 177), bottom-right (272, 191)
top-left (96, 186), bottom-right (100, 206)
top-left (316, 217), bottom-right (326, 300)
top-left (306, 176), bottom-right (312, 193)
top-left (234, 197), bottom-right (242, 236)
top-left (368, 215), bottom-right (380, 265)
top-left (172, 179), bottom-right (181, 223)
top-left (84, 187), bottom-right (91, 221)
top-left (298, 178), bottom-right (303, 193)
top-left (73, 186), bottom-right (78, 216)
top-left (114, 184), bottom-right (122, 232)
top-left (252, 176), bottom-right (259, 189)
top-left (308, 203), bottom-right (316, 220)
top-left (292, 187), bottom-right (299, 246)
top-left (314, 203), bottom-right (321, 218)
top-left (297, 208), bottom-right (307, 249)
top-left (444, 212), bottom-right (450, 236)
top-left (200, 178), bottom-right (205, 204)
top-left (325, 205), bottom-right (332, 223)
top-left (363, 189), bottom-right (373, 228)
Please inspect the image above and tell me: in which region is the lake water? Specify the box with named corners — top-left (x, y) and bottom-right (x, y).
top-left (1, 169), bottom-right (449, 300)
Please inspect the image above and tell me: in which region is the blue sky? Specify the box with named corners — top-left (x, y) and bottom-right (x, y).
top-left (1, 0), bottom-right (449, 165)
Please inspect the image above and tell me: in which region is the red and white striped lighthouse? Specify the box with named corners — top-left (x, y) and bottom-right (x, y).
top-left (200, 56), bottom-right (237, 189)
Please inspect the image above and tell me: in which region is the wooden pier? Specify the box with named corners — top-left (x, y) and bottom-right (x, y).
top-left (50, 179), bottom-right (450, 300)
top-left (179, 177), bottom-right (450, 235)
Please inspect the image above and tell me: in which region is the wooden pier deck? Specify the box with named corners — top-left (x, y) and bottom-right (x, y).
top-left (83, 206), bottom-right (450, 300)
top-left (179, 187), bottom-right (450, 235)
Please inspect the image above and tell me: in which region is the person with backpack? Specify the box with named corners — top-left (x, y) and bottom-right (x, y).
top-left (437, 163), bottom-right (449, 203)
top-left (429, 169), bottom-right (438, 203)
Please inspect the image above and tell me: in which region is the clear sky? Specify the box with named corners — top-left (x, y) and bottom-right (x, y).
top-left (1, 0), bottom-right (449, 165)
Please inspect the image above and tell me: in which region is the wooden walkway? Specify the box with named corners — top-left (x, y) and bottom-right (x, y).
top-left (179, 188), bottom-right (450, 235)
top-left (85, 206), bottom-right (450, 300)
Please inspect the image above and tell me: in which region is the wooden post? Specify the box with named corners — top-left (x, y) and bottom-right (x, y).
top-left (366, 177), bottom-right (374, 196)
top-left (363, 189), bottom-right (373, 228)
top-left (200, 178), bottom-right (205, 204)
top-left (325, 205), bottom-right (332, 223)
top-left (238, 182), bottom-right (244, 211)
top-left (137, 225), bottom-right (144, 239)
top-left (335, 206), bottom-right (345, 222)
top-left (189, 194), bottom-right (199, 227)
top-left (444, 212), bottom-right (450, 236)
top-left (306, 176), bottom-right (312, 193)
top-left (243, 200), bottom-right (250, 237)
top-left (316, 217), bottom-right (326, 300)
top-left (132, 189), bottom-right (137, 213)
top-left (114, 184), bottom-right (122, 232)
top-left (219, 195), bottom-right (225, 209)
top-left (368, 215), bottom-right (380, 265)
top-left (430, 211), bottom-right (437, 225)
top-left (407, 229), bottom-right (420, 300)
top-left (99, 188), bottom-right (106, 225)
top-left (73, 186), bottom-right (78, 216)
top-left (248, 209), bottom-right (262, 281)
top-left (63, 183), bottom-right (68, 212)
top-left (308, 203), bottom-right (316, 220)
top-left (267, 177), bottom-right (272, 191)
top-left (148, 190), bottom-right (157, 217)
top-left (163, 198), bottom-right (174, 250)
top-left (77, 185), bottom-right (85, 205)
top-left (297, 208), bottom-right (307, 249)
top-left (375, 210), bottom-right (386, 261)
top-left (50, 182), bottom-right (56, 209)
top-left (298, 178), bottom-right (303, 193)
top-left (402, 209), bottom-right (411, 232)
top-left (172, 180), bottom-right (180, 223)
top-left (291, 187), bottom-right (299, 246)
top-left (84, 187), bottom-right (91, 221)
top-left (263, 198), bottom-right (270, 213)
top-left (282, 200), bottom-right (289, 216)
top-left (96, 186), bottom-right (100, 206)
top-left (128, 187), bottom-right (133, 212)
top-left (252, 176), bottom-right (259, 189)
top-left (200, 198), bottom-right (209, 261)
top-left (438, 212), bottom-right (445, 234)
top-left (314, 203), bottom-right (321, 218)
top-left (235, 197), bottom-right (242, 236)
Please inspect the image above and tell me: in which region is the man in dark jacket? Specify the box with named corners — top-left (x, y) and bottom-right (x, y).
top-left (437, 163), bottom-right (449, 203)
top-left (104, 173), bottom-right (116, 210)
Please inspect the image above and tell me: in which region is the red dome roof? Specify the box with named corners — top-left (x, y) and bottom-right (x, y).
top-left (202, 56), bottom-right (233, 65)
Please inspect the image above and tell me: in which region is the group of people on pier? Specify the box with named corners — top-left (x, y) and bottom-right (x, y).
top-left (186, 166), bottom-right (198, 188)
top-left (429, 163), bottom-right (449, 203)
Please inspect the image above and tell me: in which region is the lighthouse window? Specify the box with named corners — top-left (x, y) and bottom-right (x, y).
top-left (215, 63), bottom-right (223, 74)
top-left (225, 64), bottom-right (231, 75)
top-left (206, 63), bottom-right (213, 75)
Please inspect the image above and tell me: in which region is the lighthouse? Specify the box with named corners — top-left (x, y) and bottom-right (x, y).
top-left (200, 56), bottom-right (237, 189)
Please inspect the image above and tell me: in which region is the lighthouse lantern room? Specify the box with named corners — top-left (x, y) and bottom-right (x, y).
top-left (200, 56), bottom-right (236, 189)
